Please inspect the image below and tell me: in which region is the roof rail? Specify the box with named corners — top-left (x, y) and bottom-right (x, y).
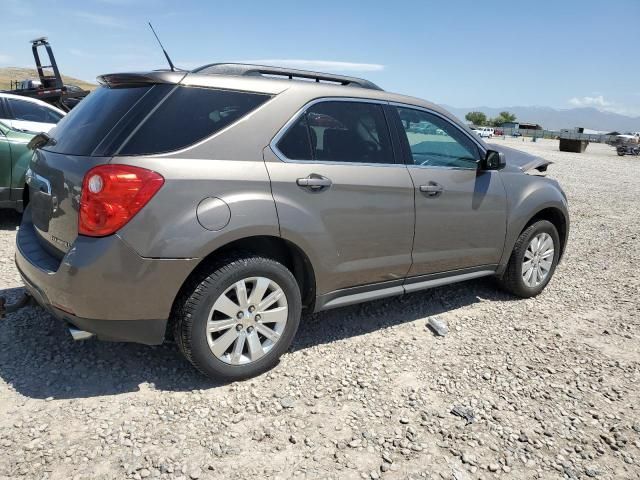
top-left (191, 63), bottom-right (383, 91)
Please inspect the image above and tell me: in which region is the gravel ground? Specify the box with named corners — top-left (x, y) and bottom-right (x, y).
top-left (0, 138), bottom-right (638, 480)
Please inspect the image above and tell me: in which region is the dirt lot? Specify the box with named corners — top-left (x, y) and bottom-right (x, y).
top-left (0, 138), bottom-right (638, 480)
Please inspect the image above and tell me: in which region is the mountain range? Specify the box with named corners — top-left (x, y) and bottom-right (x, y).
top-left (441, 105), bottom-right (640, 133)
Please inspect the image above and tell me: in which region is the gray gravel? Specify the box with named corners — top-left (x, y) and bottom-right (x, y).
top-left (0, 138), bottom-right (639, 480)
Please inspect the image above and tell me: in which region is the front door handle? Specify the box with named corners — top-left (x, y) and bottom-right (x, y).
top-left (419, 183), bottom-right (444, 196)
top-left (296, 175), bottom-right (332, 191)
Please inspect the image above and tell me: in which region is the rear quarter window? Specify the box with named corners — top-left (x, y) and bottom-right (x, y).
top-left (118, 87), bottom-right (271, 155)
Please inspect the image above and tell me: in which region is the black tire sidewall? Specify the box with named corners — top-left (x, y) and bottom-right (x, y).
top-left (187, 258), bottom-right (301, 380)
top-left (512, 220), bottom-right (560, 296)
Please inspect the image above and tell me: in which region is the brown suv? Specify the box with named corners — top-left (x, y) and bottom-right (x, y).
top-left (12, 64), bottom-right (569, 380)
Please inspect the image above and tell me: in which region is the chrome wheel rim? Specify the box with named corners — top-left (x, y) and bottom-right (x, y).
top-left (522, 233), bottom-right (554, 288)
top-left (206, 277), bottom-right (288, 365)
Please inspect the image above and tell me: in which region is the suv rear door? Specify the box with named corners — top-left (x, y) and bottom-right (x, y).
top-left (266, 99), bottom-right (415, 297)
top-left (390, 105), bottom-right (507, 278)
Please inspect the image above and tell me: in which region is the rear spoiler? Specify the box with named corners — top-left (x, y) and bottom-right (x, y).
top-left (96, 71), bottom-right (187, 88)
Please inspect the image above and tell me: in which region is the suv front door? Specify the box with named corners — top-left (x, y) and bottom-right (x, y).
top-left (391, 106), bottom-right (507, 278)
top-left (266, 99), bottom-right (415, 298)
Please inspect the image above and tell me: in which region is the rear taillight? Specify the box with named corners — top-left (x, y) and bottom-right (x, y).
top-left (79, 165), bottom-right (164, 237)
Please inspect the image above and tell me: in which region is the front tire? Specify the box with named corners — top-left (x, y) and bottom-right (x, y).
top-left (499, 220), bottom-right (560, 298)
top-left (174, 255), bottom-right (302, 381)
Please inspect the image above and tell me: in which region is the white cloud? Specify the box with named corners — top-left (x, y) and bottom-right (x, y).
top-left (569, 95), bottom-right (611, 108)
top-left (74, 12), bottom-right (126, 28)
top-left (238, 59), bottom-right (384, 73)
top-left (568, 95), bottom-right (640, 116)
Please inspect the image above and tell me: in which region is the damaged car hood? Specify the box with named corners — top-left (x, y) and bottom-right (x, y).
top-left (487, 144), bottom-right (552, 173)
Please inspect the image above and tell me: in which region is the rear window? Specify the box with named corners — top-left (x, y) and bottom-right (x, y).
top-left (46, 86), bottom-right (154, 155)
top-left (45, 84), bottom-right (271, 156)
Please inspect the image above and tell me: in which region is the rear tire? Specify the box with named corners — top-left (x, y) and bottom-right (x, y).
top-left (499, 220), bottom-right (560, 298)
top-left (174, 255), bottom-right (301, 381)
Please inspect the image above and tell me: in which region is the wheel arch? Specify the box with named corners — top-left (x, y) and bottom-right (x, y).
top-left (522, 206), bottom-right (568, 261)
top-left (169, 235), bottom-right (317, 337)
top-left (497, 197), bottom-right (569, 277)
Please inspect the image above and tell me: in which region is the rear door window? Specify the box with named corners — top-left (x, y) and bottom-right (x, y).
top-left (276, 116), bottom-right (313, 160)
top-left (276, 101), bottom-right (394, 164)
top-left (0, 99), bottom-right (9, 119)
top-left (7, 98), bottom-right (63, 124)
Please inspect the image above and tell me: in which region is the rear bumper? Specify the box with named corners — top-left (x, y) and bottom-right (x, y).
top-left (16, 208), bottom-right (199, 344)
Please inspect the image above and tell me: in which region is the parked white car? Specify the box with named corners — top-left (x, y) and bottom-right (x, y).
top-left (0, 93), bottom-right (65, 133)
top-left (473, 127), bottom-right (494, 138)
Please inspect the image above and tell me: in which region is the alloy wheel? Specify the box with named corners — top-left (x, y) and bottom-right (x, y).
top-left (522, 232), bottom-right (554, 288)
top-left (206, 277), bottom-right (288, 365)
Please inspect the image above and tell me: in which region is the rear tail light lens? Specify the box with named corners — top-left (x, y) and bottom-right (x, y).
top-left (79, 165), bottom-right (164, 237)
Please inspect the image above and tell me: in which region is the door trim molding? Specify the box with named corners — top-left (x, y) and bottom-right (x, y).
top-left (314, 265), bottom-right (497, 312)
top-left (403, 266), bottom-right (495, 293)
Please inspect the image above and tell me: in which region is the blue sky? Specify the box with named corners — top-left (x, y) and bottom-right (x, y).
top-left (2, 0), bottom-right (640, 115)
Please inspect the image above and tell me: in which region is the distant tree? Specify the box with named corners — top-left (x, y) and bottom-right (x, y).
top-left (465, 111), bottom-right (487, 126)
top-left (498, 111), bottom-right (517, 123)
top-left (490, 111), bottom-right (517, 126)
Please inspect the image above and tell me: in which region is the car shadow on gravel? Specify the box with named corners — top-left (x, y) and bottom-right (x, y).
top-left (0, 279), bottom-right (516, 400)
top-left (292, 277), bottom-right (516, 351)
top-left (0, 210), bottom-right (21, 231)
top-left (0, 288), bottom-right (220, 399)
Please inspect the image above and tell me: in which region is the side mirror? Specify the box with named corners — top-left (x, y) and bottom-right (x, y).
top-left (482, 150), bottom-right (506, 170)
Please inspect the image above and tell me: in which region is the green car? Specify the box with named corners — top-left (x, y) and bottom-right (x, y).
top-left (0, 121), bottom-right (34, 211)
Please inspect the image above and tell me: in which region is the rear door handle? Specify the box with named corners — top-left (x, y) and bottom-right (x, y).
top-left (296, 175), bottom-right (332, 191)
top-left (419, 183), bottom-right (444, 196)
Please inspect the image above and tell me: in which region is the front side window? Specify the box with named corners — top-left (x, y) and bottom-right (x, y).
top-left (277, 101), bottom-right (393, 164)
top-left (396, 107), bottom-right (480, 168)
top-left (7, 98), bottom-right (63, 123)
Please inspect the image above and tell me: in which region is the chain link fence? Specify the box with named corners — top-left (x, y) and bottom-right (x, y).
top-left (495, 127), bottom-right (618, 144)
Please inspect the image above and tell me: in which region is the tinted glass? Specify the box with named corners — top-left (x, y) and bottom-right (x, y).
top-left (277, 116), bottom-right (313, 160)
top-left (7, 98), bottom-right (63, 123)
top-left (119, 87), bottom-right (271, 155)
top-left (396, 107), bottom-right (479, 168)
top-left (45, 85), bottom-right (155, 156)
top-left (306, 102), bottom-right (392, 163)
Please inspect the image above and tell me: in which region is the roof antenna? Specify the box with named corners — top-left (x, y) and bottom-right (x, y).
top-left (148, 22), bottom-right (176, 72)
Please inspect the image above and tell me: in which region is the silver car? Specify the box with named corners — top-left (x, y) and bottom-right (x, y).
top-left (14, 64), bottom-right (569, 380)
